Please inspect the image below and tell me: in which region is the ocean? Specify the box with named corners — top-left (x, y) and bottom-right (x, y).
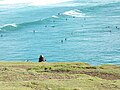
top-left (0, 0), bottom-right (120, 65)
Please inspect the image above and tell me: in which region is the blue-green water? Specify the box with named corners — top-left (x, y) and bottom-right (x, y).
top-left (0, 0), bottom-right (120, 65)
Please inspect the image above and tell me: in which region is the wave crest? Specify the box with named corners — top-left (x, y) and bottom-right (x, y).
top-left (63, 9), bottom-right (86, 17)
top-left (0, 23), bottom-right (17, 31)
top-left (0, 0), bottom-right (73, 6)
top-left (2, 23), bottom-right (17, 27)
top-left (52, 15), bottom-right (59, 18)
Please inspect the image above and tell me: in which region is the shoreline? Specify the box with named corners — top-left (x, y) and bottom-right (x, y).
top-left (0, 60), bottom-right (120, 66)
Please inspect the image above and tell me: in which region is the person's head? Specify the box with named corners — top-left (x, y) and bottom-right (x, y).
top-left (40, 55), bottom-right (44, 58)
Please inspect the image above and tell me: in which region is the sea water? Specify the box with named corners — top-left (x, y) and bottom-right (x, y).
top-left (0, 0), bottom-right (120, 65)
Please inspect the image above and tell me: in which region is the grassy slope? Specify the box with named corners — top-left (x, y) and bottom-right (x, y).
top-left (0, 62), bottom-right (120, 90)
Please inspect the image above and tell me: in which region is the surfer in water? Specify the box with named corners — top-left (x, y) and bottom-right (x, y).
top-left (61, 40), bottom-right (63, 43)
top-left (73, 16), bottom-right (75, 18)
top-left (58, 13), bottom-right (60, 15)
top-left (33, 30), bottom-right (35, 33)
top-left (0, 35), bottom-right (3, 37)
top-left (65, 38), bottom-right (67, 41)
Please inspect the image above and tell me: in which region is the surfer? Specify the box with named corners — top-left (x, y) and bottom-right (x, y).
top-left (58, 13), bottom-right (60, 15)
top-left (0, 35), bottom-right (3, 37)
top-left (51, 26), bottom-right (55, 28)
top-left (65, 38), bottom-right (67, 41)
top-left (115, 26), bottom-right (119, 29)
top-left (61, 40), bottom-right (63, 43)
top-left (33, 30), bottom-right (35, 33)
top-left (73, 16), bottom-right (75, 18)
top-left (109, 30), bottom-right (112, 32)
top-left (106, 26), bottom-right (110, 28)
top-left (71, 32), bottom-right (73, 35)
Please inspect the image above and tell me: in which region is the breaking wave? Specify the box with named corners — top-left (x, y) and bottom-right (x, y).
top-left (0, 15), bottom-right (60, 31)
top-left (0, 23), bottom-right (17, 31)
top-left (51, 15), bottom-right (59, 18)
top-left (63, 9), bottom-right (86, 17)
top-left (0, 0), bottom-right (73, 6)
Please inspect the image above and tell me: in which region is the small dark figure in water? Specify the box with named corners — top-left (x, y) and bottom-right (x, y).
top-left (65, 38), bottom-right (67, 41)
top-left (33, 30), bottom-right (35, 33)
top-left (0, 35), bottom-right (3, 37)
top-left (109, 30), bottom-right (112, 32)
top-left (71, 32), bottom-right (74, 35)
top-left (58, 13), bottom-right (60, 15)
top-left (66, 18), bottom-right (68, 21)
top-left (115, 26), bottom-right (120, 29)
top-left (39, 55), bottom-right (46, 62)
top-left (51, 26), bottom-right (55, 28)
top-left (73, 16), bottom-right (75, 18)
top-left (45, 25), bottom-right (47, 27)
top-left (106, 26), bottom-right (110, 28)
top-left (61, 40), bottom-right (63, 43)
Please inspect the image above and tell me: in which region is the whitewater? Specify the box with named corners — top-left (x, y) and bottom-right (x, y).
top-left (0, 0), bottom-right (120, 65)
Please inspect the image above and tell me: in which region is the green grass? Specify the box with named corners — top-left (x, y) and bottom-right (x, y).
top-left (0, 62), bottom-right (120, 90)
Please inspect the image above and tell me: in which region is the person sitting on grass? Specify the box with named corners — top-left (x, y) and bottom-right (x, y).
top-left (39, 55), bottom-right (46, 62)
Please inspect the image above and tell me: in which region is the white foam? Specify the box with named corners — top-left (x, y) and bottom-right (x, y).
top-left (0, 0), bottom-right (73, 6)
top-left (31, 0), bottom-right (74, 6)
top-left (2, 23), bottom-right (17, 28)
top-left (52, 15), bottom-right (59, 18)
top-left (0, 0), bottom-right (29, 5)
top-left (1, 0), bottom-right (120, 6)
top-left (63, 9), bottom-right (86, 17)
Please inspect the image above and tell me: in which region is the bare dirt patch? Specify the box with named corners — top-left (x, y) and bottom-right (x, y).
top-left (51, 70), bottom-right (120, 80)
